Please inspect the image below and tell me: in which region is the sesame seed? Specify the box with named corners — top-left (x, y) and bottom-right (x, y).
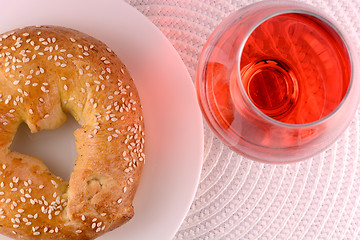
top-left (117, 198), bottom-right (122, 203)
top-left (51, 180), bottom-right (57, 187)
top-left (64, 85), bottom-right (68, 91)
top-left (29, 109), bottom-right (34, 114)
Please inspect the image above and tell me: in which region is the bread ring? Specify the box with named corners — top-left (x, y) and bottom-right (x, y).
top-left (0, 25), bottom-right (145, 239)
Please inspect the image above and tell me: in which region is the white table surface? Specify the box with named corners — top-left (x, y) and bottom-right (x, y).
top-left (126, 0), bottom-right (360, 239)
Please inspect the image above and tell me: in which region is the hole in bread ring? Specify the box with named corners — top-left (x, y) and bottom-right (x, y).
top-left (0, 26), bottom-right (145, 239)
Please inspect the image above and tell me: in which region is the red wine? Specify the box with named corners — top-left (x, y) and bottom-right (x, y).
top-left (197, 4), bottom-right (356, 161)
top-left (240, 13), bottom-right (351, 124)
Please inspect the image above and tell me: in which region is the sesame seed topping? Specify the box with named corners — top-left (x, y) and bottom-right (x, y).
top-left (51, 180), bottom-right (58, 188)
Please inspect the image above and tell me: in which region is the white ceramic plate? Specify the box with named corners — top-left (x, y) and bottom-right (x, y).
top-left (1, 1), bottom-right (204, 239)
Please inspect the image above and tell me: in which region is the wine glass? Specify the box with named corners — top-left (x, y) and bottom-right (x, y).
top-left (196, 0), bottom-right (360, 163)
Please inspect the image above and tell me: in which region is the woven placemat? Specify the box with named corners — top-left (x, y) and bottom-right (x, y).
top-left (126, 0), bottom-right (360, 239)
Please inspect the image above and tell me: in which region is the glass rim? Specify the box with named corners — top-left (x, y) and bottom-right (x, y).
top-left (236, 7), bottom-right (354, 129)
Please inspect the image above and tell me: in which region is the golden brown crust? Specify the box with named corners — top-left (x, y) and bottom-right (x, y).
top-left (0, 26), bottom-right (145, 239)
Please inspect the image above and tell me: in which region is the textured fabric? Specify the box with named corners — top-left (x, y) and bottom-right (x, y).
top-left (126, 0), bottom-right (360, 239)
